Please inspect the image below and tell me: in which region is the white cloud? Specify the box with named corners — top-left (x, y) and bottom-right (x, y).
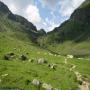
top-left (9, 4), bottom-right (17, 13)
top-left (59, 0), bottom-right (85, 17)
top-left (47, 22), bottom-right (59, 32)
top-left (39, 0), bottom-right (58, 10)
top-left (42, 18), bottom-right (59, 32)
top-left (25, 5), bottom-right (41, 24)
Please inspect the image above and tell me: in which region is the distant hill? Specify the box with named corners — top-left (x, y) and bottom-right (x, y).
top-left (37, 0), bottom-right (90, 56)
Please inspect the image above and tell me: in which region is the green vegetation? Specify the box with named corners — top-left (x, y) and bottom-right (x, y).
top-left (0, 32), bottom-right (78, 90)
top-left (80, 0), bottom-right (90, 8)
top-left (0, 32), bottom-right (90, 90)
top-left (0, 0), bottom-right (90, 90)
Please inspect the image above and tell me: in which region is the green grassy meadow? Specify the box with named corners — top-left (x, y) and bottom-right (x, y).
top-left (0, 32), bottom-right (90, 90)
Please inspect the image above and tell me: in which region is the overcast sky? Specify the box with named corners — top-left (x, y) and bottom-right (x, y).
top-left (1, 0), bottom-right (85, 32)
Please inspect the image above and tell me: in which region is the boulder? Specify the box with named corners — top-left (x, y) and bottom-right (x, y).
top-left (42, 83), bottom-right (53, 90)
top-left (20, 55), bottom-right (27, 61)
top-left (9, 52), bottom-right (14, 56)
top-left (48, 64), bottom-right (57, 70)
top-left (37, 58), bottom-right (47, 64)
top-left (3, 54), bottom-right (10, 60)
top-left (32, 79), bottom-right (41, 86)
top-left (28, 59), bottom-right (34, 62)
top-left (1, 74), bottom-right (8, 77)
top-left (3, 52), bottom-right (15, 60)
top-left (67, 55), bottom-right (74, 59)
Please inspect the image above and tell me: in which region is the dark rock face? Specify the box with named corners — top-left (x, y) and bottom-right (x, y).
top-left (8, 14), bottom-right (37, 32)
top-left (71, 4), bottom-right (90, 23)
top-left (0, 1), bottom-right (10, 14)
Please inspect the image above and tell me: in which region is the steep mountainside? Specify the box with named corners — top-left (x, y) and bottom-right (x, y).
top-left (0, 1), bottom-right (45, 43)
top-left (37, 0), bottom-right (90, 56)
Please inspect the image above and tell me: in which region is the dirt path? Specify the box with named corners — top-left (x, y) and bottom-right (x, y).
top-left (64, 58), bottom-right (89, 90)
top-left (74, 71), bottom-right (89, 90)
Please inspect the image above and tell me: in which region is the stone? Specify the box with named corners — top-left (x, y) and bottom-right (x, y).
top-left (28, 59), bottom-right (34, 62)
top-left (32, 79), bottom-right (40, 86)
top-left (3, 54), bottom-right (10, 60)
top-left (9, 52), bottom-right (14, 56)
top-left (37, 58), bottom-right (47, 64)
top-left (20, 55), bottom-right (27, 61)
top-left (48, 64), bottom-right (57, 70)
top-left (42, 83), bottom-right (53, 90)
top-left (3, 52), bottom-right (15, 60)
top-left (67, 55), bottom-right (74, 59)
top-left (1, 74), bottom-right (8, 77)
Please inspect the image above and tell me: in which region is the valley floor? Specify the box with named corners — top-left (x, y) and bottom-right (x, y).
top-left (0, 52), bottom-right (90, 90)
top-left (0, 33), bottom-right (90, 90)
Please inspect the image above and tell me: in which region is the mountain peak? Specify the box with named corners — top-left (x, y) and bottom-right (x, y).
top-left (0, 1), bottom-right (10, 14)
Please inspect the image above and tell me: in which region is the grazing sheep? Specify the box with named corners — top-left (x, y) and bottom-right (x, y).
top-left (42, 83), bottom-right (53, 90)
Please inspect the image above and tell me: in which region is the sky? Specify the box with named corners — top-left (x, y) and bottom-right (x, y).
top-left (0, 0), bottom-right (85, 32)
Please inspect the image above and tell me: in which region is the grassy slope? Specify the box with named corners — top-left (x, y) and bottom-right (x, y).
top-left (0, 32), bottom-right (77, 90)
top-left (80, 0), bottom-right (90, 8)
top-left (43, 40), bottom-right (90, 56)
top-left (0, 32), bottom-right (90, 90)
